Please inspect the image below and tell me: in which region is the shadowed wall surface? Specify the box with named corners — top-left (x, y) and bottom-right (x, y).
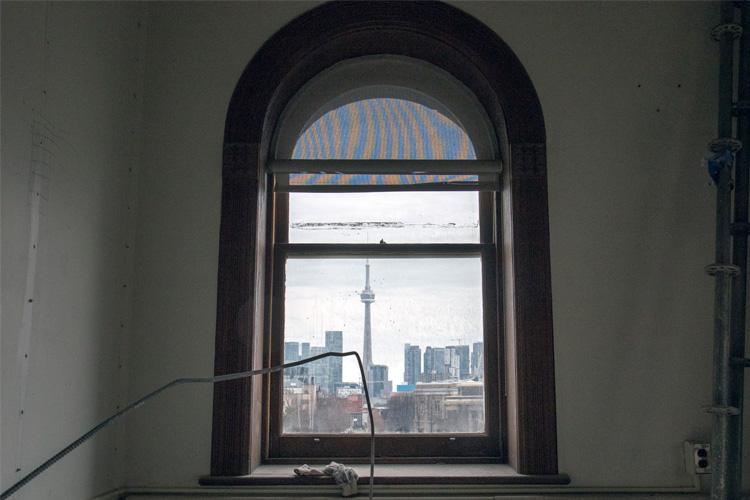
top-left (2, 1), bottom-right (749, 498)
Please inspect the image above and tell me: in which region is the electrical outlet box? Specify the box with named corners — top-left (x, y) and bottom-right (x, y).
top-left (684, 441), bottom-right (711, 474)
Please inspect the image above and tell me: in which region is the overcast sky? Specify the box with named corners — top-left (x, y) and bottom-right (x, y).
top-left (285, 192), bottom-right (484, 383)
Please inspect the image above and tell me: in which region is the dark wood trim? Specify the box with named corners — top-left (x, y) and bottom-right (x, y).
top-left (260, 189), bottom-right (287, 460)
top-left (279, 243), bottom-right (488, 257)
top-left (199, 475), bottom-right (571, 487)
top-left (266, 193), bottom-right (286, 460)
top-left (267, 195), bottom-right (501, 460)
top-left (200, 471), bottom-right (570, 487)
top-left (273, 435), bottom-right (501, 460)
top-left (212, 0), bottom-right (556, 477)
top-left (506, 143), bottom-right (557, 474)
top-left (223, 2), bottom-right (544, 146)
top-left (210, 143), bottom-right (267, 476)
top-left (480, 205), bottom-right (505, 459)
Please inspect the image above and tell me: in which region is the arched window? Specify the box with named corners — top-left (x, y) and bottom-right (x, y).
top-left (209, 1), bottom-right (557, 480)
top-left (266, 57), bottom-right (501, 460)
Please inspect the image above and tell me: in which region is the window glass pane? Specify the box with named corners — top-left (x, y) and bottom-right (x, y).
top-left (292, 98), bottom-right (476, 160)
top-left (289, 191), bottom-right (480, 243)
top-left (282, 257), bottom-right (485, 434)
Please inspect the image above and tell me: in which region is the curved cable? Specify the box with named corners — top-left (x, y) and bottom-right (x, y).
top-left (1, 351), bottom-right (375, 500)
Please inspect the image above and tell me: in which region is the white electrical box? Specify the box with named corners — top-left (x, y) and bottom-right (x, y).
top-left (684, 441), bottom-right (711, 474)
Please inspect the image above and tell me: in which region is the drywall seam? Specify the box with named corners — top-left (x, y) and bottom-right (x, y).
top-left (12, 117), bottom-right (61, 478)
top-left (12, 1), bottom-right (53, 479)
top-left (12, 121), bottom-right (41, 478)
top-left (115, 5), bottom-right (149, 485)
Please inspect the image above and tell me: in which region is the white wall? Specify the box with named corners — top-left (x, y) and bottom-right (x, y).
top-left (1, 2), bottom-right (146, 499)
top-left (125, 0), bottom-right (748, 493)
top-left (123, 1), bottom-right (311, 489)
top-left (494, 1), bottom-right (722, 487)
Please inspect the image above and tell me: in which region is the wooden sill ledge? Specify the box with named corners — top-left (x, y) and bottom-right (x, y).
top-left (199, 464), bottom-right (570, 486)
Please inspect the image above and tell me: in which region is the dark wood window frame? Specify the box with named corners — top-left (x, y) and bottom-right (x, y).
top-left (266, 196), bottom-right (502, 462)
top-left (210, 0), bottom-right (557, 477)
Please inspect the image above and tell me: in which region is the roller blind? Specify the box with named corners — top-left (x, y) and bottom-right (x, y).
top-left (272, 98), bottom-right (500, 192)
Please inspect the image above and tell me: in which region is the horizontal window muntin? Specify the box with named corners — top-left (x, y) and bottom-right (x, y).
top-left (277, 243), bottom-right (490, 258)
top-left (269, 159), bottom-right (501, 192)
top-left (269, 160), bottom-right (502, 173)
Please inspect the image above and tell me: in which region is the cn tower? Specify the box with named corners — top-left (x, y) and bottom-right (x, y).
top-left (360, 260), bottom-right (375, 371)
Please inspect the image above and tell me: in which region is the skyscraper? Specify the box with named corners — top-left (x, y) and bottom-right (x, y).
top-left (471, 342), bottom-right (484, 379)
top-left (360, 261), bottom-right (375, 371)
top-left (284, 342), bottom-right (300, 362)
top-left (325, 330), bottom-right (343, 394)
top-left (423, 346), bottom-right (447, 382)
top-left (445, 346), bottom-right (461, 379)
top-left (369, 364), bottom-right (391, 399)
top-left (404, 343), bottom-right (421, 385)
top-left (448, 344), bottom-right (470, 379)
top-left (423, 346), bottom-right (434, 381)
top-left (284, 341), bottom-right (301, 379)
top-left (308, 345), bottom-right (329, 390)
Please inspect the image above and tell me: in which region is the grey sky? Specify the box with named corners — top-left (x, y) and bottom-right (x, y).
top-left (289, 191), bottom-right (479, 243)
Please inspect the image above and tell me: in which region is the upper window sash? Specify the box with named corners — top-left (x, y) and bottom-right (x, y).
top-left (271, 57), bottom-right (499, 163)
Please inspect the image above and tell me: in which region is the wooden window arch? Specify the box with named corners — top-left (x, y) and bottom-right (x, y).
top-left (210, 0), bottom-right (557, 477)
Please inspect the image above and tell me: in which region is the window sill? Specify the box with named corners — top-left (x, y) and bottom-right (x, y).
top-left (199, 464), bottom-right (570, 486)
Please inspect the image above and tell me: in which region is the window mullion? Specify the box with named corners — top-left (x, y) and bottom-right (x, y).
top-left (278, 242), bottom-right (491, 258)
top-left (270, 160), bottom-right (501, 193)
top-left (268, 159), bottom-right (502, 175)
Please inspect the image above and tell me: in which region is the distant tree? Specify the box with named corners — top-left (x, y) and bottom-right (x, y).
top-left (314, 395), bottom-right (351, 432)
top-left (283, 403), bottom-right (304, 432)
top-left (383, 393), bottom-right (416, 433)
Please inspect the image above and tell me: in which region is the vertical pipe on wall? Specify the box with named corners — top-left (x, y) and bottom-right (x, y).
top-left (710, 3), bottom-right (740, 500)
top-left (728, 3), bottom-right (749, 498)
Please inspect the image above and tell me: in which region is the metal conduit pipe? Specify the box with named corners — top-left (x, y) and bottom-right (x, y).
top-left (709, 3), bottom-right (741, 500)
top-left (728, 2), bottom-right (750, 498)
top-left (707, 2), bottom-right (735, 500)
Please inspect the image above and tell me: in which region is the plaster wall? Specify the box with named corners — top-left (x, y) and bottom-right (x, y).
top-left (2, 1), bottom-right (749, 499)
top-left (1, 2), bottom-right (146, 499)
top-left (126, 0), bottom-right (747, 492)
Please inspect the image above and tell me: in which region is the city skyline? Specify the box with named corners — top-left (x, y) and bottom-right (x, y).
top-left (282, 333), bottom-right (486, 434)
top-left (283, 257), bottom-right (483, 384)
top-left (285, 335), bottom-right (483, 388)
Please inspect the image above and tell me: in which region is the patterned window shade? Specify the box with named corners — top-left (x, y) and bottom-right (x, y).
top-left (292, 99), bottom-right (476, 160)
top-left (274, 98), bottom-right (498, 191)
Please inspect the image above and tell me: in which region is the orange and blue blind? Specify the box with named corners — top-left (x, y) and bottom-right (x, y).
top-left (290, 98), bottom-right (477, 187)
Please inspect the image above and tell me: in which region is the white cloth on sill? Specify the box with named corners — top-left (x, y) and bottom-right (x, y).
top-left (293, 464), bottom-right (325, 476)
top-left (294, 461), bottom-right (359, 497)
